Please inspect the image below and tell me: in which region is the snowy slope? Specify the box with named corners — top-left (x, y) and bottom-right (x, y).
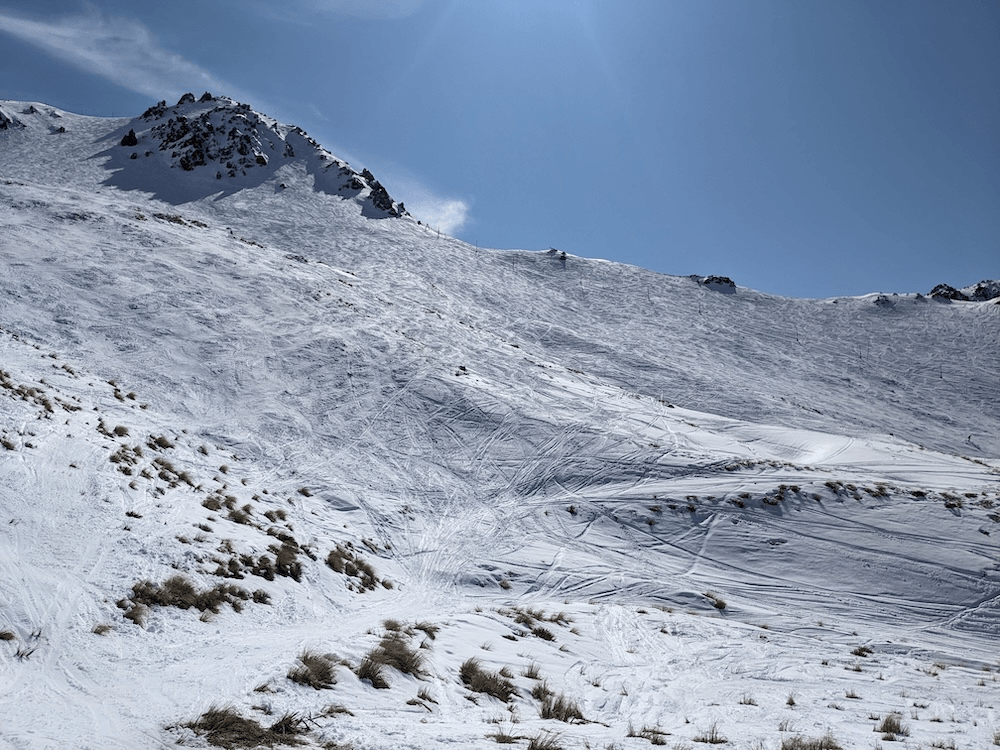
top-left (0, 96), bottom-right (998, 750)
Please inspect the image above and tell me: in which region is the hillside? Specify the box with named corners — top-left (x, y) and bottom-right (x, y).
top-left (1, 95), bottom-right (998, 750)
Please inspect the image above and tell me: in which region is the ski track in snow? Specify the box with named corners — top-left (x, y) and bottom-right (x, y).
top-left (0, 98), bottom-right (998, 749)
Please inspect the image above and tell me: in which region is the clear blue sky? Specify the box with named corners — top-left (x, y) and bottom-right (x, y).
top-left (1, 0), bottom-right (997, 298)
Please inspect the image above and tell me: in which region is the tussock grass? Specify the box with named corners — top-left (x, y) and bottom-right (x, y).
top-left (704, 592), bottom-right (726, 610)
top-left (287, 649), bottom-right (337, 690)
top-left (373, 632), bottom-right (425, 676)
top-left (321, 704), bottom-right (354, 717)
top-left (876, 713), bottom-right (909, 739)
top-left (531, 625), bottom-right (556, 641)
top-left (326, 543), bottom-right (386, 592)
top-left (355, 655), bottom-right (389, 689)
top-left (147, 434), bottom-right (174, 450)
top-left (459, 657), bottom-right (517, 702)
top-left (628, 723), bottom-right (669, 744)
top-left (521, 661), bottom-right (541, 679)
top-left (489, 727), bottom-right (522, 744)
top-left (526, 731), bottom-right (562, 750)
top-left (182, 704), bottom-right (307, 748)
top-left (272, 543), bottom-right (302, 581)
top-left (780, 734), bottom-right (844, 750)
top-left (118, 574), bottom-right (259, 625)
top-left (355, 631), bottom-right (425, 688)
top-left (538, 692), bottom-right (584, 723)
top-left (531, 680), bottom-right (554, 701)
top-left (692, 722), bottom-right (726, 744)
top-left (413, 621), bottom-right (440, 640)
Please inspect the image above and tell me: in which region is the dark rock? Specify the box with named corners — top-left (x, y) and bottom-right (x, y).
top-left (198, 92), bottom-right (214, 102)
top-left (142, 101), bottom-right (167, 120)
top-left (966, 280), bottom-right (1000, 301)
top-left (929, 284), bottom-right (968, 301)
top-left (700, 275), bottom-right (737, 293)
top-left (120, 129), bottom-right (139, 147)
top-left (0, 111), bottom-right (24, 130)
top-left (369, 181), bottom-right (395, 212)
top-left (177, 92), bottom-right (196, 106)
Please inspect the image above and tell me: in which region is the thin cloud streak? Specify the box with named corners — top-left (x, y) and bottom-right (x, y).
top-left (0, 8), bottom-right (236, 102)
top-left (383, 171), bottom-right (470, 235)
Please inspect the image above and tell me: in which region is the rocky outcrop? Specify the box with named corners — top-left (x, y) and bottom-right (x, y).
top-left (963, 280), bottom-right (1000, 301)
top-left (699, 275), bottom-right (737, 293)
top-left (0, 108), bottom-right (24, 131)
top-left (930, 284), bottom-right (968, 301)
top-left (117, 94), bottom-right (408, 216)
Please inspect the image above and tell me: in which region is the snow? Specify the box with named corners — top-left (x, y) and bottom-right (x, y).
top-left (0, 98), bottom-right (998, 749)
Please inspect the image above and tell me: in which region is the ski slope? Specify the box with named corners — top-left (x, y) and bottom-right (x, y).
top-left (1, 96), bottom-right (998, 750)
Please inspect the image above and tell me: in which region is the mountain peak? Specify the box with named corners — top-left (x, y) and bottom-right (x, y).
top-left (98, 92), bottom-right (407, 214)
top-left (0, 92), bottom-right (403, 215)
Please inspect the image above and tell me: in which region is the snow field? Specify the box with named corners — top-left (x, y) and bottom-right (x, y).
top-left (0, 99), bottom-right (998, 748)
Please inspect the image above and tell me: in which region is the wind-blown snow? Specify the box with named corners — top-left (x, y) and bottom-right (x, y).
top-left (1, 97), bottom-right (998, 750)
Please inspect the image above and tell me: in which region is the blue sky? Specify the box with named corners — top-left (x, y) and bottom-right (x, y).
top-left (1, 0), bottom-right (997, 298)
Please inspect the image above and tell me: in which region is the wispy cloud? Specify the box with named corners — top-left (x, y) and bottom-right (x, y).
top-left (0, 7), bottom-right (238, 102)
top-left (382, 170), bottom-right (470, 235)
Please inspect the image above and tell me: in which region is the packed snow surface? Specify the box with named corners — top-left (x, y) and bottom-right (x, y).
top-left (1, 96), bottom-right (998, 750)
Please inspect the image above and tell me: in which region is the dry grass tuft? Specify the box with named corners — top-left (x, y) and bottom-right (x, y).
top-left (459, 657), bottom-right (517, 702)
top-left (521, 661), bottom-right (541, 679)
top-left (875, 713), bottom-right (909, 740)
top-left (692, 722), bottom-right (727, 744)
top-left (628, 724), bottom-right (669, 745)
top-left (780, 733), bottom-right (844, 750)
top-left (182, 704), bottom-right (308, 748)
top-left (414, 621), bottom-right (440, 640)
top-left (117, 574), bottom-right (260, 626)
top-left (538, 692), bottom-right (585, 723)
top-left (704, 592), bottom-right (726, 610)
top-left (287, 649), bottom-right (337, 690)
top-left (326, 543), bottom-right (386, 592)
top-left (526, 731), bottom-right (563, 750)
top-left (531, 625), bottom-right (556, 641)
top-left (355, 630), bottom-right (426, 688)
top-left (355, 655), bottom-right (390, 689)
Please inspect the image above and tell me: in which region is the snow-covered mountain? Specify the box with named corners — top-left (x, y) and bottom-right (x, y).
top-left (1, 95), bottom-right (998, 750)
